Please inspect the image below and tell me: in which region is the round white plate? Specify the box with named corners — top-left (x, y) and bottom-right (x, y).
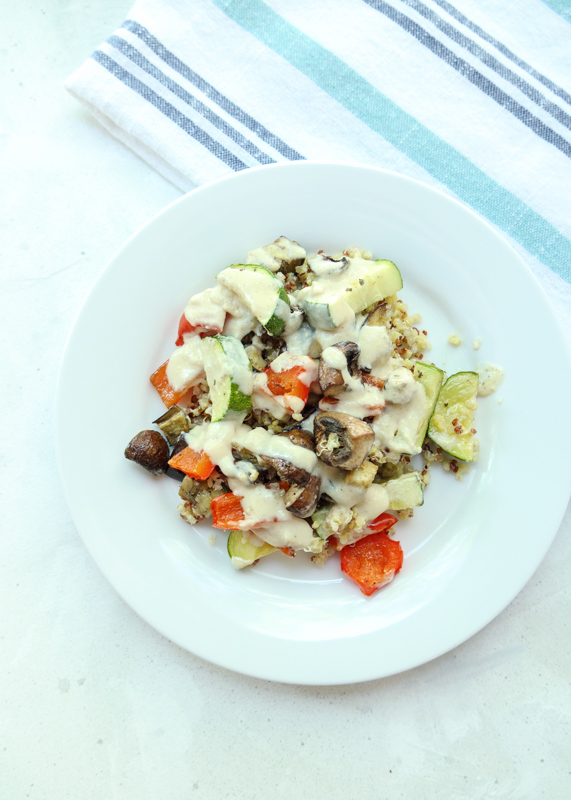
top-left (56, 162), bottom-right (571, 685)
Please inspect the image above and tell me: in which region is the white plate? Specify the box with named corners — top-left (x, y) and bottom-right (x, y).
top-left (56, 162), bottom-right (571, 685)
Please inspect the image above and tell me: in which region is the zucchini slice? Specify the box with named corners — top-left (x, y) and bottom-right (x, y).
top-left (412, 362), bottom-right (445, 449)
top-left (428, 371), bottom-right (479, 461)
top-left (344, 259), bottom-right (403, 314)
top-left (227, 530), bottom-right (276, 569)
top-left (216, 264), bottom-right (290, 336)
top-left (301, 260), bottom-right (403, 331)
top-left (200, 335), bottom-right (253, 422)
top-left (383, 471), bottom-right (425, 510)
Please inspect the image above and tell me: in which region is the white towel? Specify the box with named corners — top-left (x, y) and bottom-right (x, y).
top-left (65, 0), bottom-right (571, 327)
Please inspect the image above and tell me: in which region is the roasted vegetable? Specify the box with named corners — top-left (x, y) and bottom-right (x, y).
top-left (284, 475), bottom-right (321, 518)
top-left (279, 428), bottom-right (315, 450)
top-left (340, 531), bottom-right (403, 596)
top-left (314, 411), bottom-right (374, 470)
top-left (318, 341), bottom-right (360, 396)
top-left (168, 447), bottom-right (215, 480)
top-left (153, 405), bottom-right (191, 445)
top-left (124, 430), bottom-right (169, 474)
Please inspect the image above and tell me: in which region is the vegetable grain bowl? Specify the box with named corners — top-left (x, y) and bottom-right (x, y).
top-left (125, 236), bottom-right (502, 597)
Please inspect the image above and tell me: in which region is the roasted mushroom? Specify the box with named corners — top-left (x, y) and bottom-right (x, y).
top-left (284, 475), bottom-right (321, 518)
top-left (279, 428), bottom-right (315, 450)
top-left (314, 411), bottom-right (374, 470)
top-left (125, 430), bottom-right (169, 474)
top-left (318, 341), bottom-right (360, 396)
top-left (277, 429), bottom-right (321, 516)
top-left (258, 454), bottom-right (312, 486)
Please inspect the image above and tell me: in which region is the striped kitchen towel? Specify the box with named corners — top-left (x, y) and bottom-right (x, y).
top-left (65, 0), bottom-right (571, 323)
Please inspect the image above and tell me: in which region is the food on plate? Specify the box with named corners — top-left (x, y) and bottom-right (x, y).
top-left (125, 237), bottom-right (497, 596)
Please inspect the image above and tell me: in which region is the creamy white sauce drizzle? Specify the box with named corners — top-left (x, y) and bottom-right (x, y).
top-left (358, 325), bottom-right (392, 369)
top-left (217, 267), bottom-right (290, 327)
top-left (184, 421), bottom-right (318, 479)
top-left (476, 362), bottom-right (504, 397)
top-left (182, 288), bottom-right (226, 333)
top-left (166, 336), bottom-right (205, 392)
top-left (246, 237), bottom-right (306, 273)
top-left (372, 381), bottom-right (427, 455)
top-left (352, 484), bottom-right (390, 522)
top-left (226, 478), bottom-right (316, 551)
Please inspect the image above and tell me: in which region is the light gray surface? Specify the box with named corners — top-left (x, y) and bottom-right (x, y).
top-left (1, 2), bottom-right (570, 798)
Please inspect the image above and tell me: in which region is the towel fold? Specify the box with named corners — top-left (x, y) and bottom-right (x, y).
top-left (66, 0), bottom-right (571, 326)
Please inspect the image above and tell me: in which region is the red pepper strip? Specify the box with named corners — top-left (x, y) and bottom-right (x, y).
top-left (175, 313), bottom-right (224, 346)
top-left (280, 547), bottom-right (296, 557)
top-left (340, 532), bottom-right (403, 597)
top-left (265, 364), bottom-right (310, 405)
top-left (367, 512), bottom-right (398, 533)
top-left (150, 361), bottom-right (187, 408)
top-left (362, 374), bottom-right (385, 390)
top-left (168, 447), bottom-right (215, 480)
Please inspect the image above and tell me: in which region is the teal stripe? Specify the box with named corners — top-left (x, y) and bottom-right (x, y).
top-left (540, 0), bottom-right (571, 24)
top-left (212, 0), bottom-right (571, 284)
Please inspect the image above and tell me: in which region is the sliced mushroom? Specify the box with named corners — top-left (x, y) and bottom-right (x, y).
top-left (125, 430), bottom-right (169, 474)
top-left (258, 454), bottom-right (311, 486)
top-left (318, 341), bottom-right (360, 396)
top-left (279, 428), bottom-right (315, 450)
top-left (284, 475), bottom-right (321, 518)
top-left (314, 411), bottom-right (374, 470)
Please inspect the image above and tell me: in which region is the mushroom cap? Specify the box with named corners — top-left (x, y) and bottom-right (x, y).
top-left (314, 411), bottom-right (374, 470)
top-left (124, 430), bottom-right (169, 474)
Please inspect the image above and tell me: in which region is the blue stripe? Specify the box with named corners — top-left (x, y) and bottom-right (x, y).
top-left (212, 0), bottom-right (571, 284)
top-left (92, 50), bottom-right (248, 171)
top-left (122, 19), bottom-right (304, 162)
top-left (107, 35), bottom-right (276, 165)
top-left (432, 0), bottom-right (571, 107)
top-left (364, 0), bottom-right (571, 157)
top-left (396, 0), bottom-right (571, 130)
top-left (539, 0), bottom-right (571, 24)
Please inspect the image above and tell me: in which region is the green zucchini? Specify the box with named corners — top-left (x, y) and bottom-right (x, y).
top-left (383, 471), bottom-right (424, 510)
top-left (428, 371), bottom-right (479, 461)
top-left (200, 335), bottom-right (252, 422)
top-left (302, 260), bottom-right (403, 331)
top-left (412, 362), bottom-right (445, 449)
top-left (227, 530), bottom-right (276, 569)
top-left (216, 264), bottom-right (290, 336)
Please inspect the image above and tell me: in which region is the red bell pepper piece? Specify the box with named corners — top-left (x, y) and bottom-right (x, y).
top-left (265, 364), bottom-right (308, 401)
top-left (211, 493), bottom-right (247, 530)
top-left (150, 361), bottom-right (187, 408)
top-left (362, 374), bottom-right (385, 390)
top-left (168, 447), bottom-right (215, 480)
top-left (367, 512), bottom-right (398, 533)
top-left (340, 532), bottom-right (403, 596)
top-left (175, 313), bottom-right (224, 346)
